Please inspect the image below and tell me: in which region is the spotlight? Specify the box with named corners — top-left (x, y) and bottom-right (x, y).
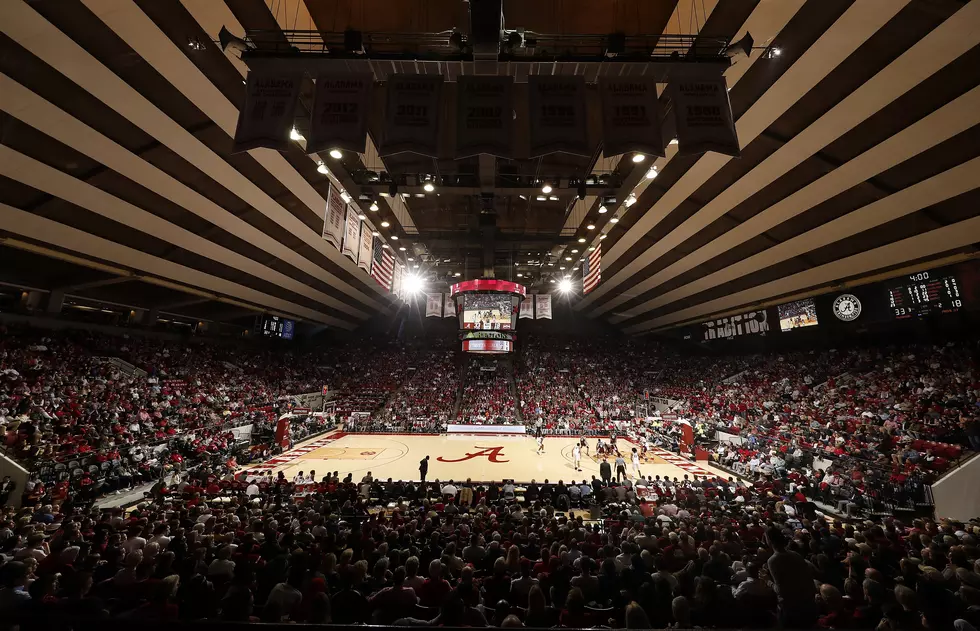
top-left (369, 201), bottom-right (379, 211)
top-left (329, 148), bottom-right (343, 159)
top-left (725, 32), bottom-right (754, 59)
top-left (586, 224), bottom-right (595, 230)
top-left (767, 47), bottom-right (782, 59)
top-left (454, 272), bottom-right (461, 277)
top-left (536, 196), bottom-right (547, 202)
top-left (358, 213), bottom-right (366, 220)
top-left (598, 205), bottom-right (608, 214)
top-left (423, 179), bottom-right (435, 192)
top-left (610, 217), bottom-right (619, 223)
top-left (600, 234), bottom-right (607, 240)
top-left (372, 231), bottom-right (379, 236)
top-left (571, 249), bottom-right (579, 254)
top-left (559, 279), bottom-right (572, 292)
top-left (632, 153), bottom-right (645, 163)
top-left (549, 195), bottom-right (559, 201)
top-left (218, 26), bottom-right (249, 54)
top-left (391, 235), bottom-right (399, 240)
top-left (565, 257), bottom-right (572, 261)
top-left (517, 273), bottom-right (523, 278)
top-left (646, 166), bottom-right (658, 179)
top-left (381, 221), bottom-right (390, 227)
top-left (399, 247), bottom-right (406, 251)
top-left (578, 237), bottom-right (586, 243)
top-left (403, 273), bottom-right (424, 295)
top-left (669, 138), bottom-right (678, 145)
top-left (317, 162), bottom-right (329, 175)
top-left (625, 194), bottom-right (636, 207)
top-left (289, 127), bottom-right (304, 142)
top-left (340, 191), bottom-right (351, 203)
top-left (588, 247), bottom-right (596, 252)
top-left (550, 279), bottom-right (556, 284)
top-left (541, 183), bottom-right (553, 194)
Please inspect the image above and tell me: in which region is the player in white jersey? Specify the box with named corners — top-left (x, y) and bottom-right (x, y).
top-left (631, 448), bottom-right (642, 478)
top-left (536, 434), bottom-right (545, 454)
top-left (573, 444), bottom-right (582, 471)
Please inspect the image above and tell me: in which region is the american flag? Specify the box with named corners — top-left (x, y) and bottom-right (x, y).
top-left (583, 244), bottom-right (601, 294)
top-left (370, 237), bottom-right (394, 291)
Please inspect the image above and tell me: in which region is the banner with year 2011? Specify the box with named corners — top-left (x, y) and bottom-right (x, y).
top-left (599, 76), bottom-right (665, 157)
top-left (456, 75), bottom-right (514, 158)
top-left (670, 77), bottom-right (740, 157)
top-left (307, 73), bottom-right (373, 154)
top-left (527, 75), bottom-right (589, 157)
top-left (381, 75), bottom-right (444, 157)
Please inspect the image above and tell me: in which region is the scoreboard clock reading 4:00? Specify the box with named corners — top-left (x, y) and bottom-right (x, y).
top-left (887, 271), bottom-right (963, 319)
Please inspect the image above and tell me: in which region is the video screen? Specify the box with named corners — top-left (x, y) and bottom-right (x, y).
top-left (777, 298), bottom-right (818, 332)
top-left (460, 294), bottom-right (516, 330)
top-left (261, 316), bottom-right (295, 340)
top-left (462, 339), bottom-right (513, 354)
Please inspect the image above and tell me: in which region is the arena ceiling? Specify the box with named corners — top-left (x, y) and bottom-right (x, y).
top-left (1, 0), bottom-right (979, 333)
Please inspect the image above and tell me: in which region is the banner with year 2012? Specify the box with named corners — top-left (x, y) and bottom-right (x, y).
top-left (381, 75), bottom-right (444, 157)
top-left (527, 75), bottom-right (589, 157)
top-left (456, 75), bottom-right (514, 158)
top-left (307, 73), bottom-right (373, 154)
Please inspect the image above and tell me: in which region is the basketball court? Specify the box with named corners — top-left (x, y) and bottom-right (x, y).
top-left (247, 431), bottom-right (728, 484)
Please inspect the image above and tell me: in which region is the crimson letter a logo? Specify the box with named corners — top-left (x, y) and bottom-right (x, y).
top-left (438, 446), bottom-right (509, 463)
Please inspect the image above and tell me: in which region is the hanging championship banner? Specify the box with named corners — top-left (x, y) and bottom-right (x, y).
top-left (535, 294), bottom-right (552, 319)
top-left (519, 295), bottom-right (534, 319)
top-left (527, 75), bottom-right (589, 157)
top-left (381, 75), bottom-right (444, 157)
top-left (392, 261), bottom-right (404, 300)
top-left (357, 223), bottom-right (373, 272)
top-left (307, 73), bottom-right (373, 154)
top-left (670, 77), bottom-right (740, 157)
top-left (232, 71), bottom-right (302, 153)
top-left (342, 205), bottom-right (360, 263)
top-left (456, 75), bottom-right (514, 158)
top-left (425, 293), bottom-right (443, 318)
top-left (443, 293), bottom-right (455, 317)
top-left (321, 183), bottom-right (345, 249)
top-left (599, 77), bottom-right (665, 157)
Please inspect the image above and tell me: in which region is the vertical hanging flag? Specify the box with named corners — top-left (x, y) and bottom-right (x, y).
top-left (425, 293), bottom-right (443, 318)
top-left (599, 76), bottom-right (664, 157)
top-left (307, 73), bottom-right (373, 154)
top-left (456, 75), bottom-right (514, 158)
top-left (442, 293), bottom-right (455, 317)
top-left (392, 261), bottom-right (404, 300)
top-left (670, 77), bottom-right (740, 157)
top-left (370, 238), bottom-right (394, 291)
top-left (321, 182), bottom-right (346, 249)
top-left (535, 294), bottom-right (553, 319)
top-left (583, 245), bottom-right (602, 294)
top-left (342, 205), bottom-right (360, 263)
top-left (528, 75), bottom-right (589, 157)
top-left (357, 223), bottom-right (373, 272)
top-left (519, 295), bottom-right (534, 319)
top-left (232, 71), bottom-right (302, 153)
top-left (381, 75), bottom-right (444, 157)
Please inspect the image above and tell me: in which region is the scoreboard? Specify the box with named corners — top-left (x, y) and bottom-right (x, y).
top-left (886, 271), bottom-right (963, 319)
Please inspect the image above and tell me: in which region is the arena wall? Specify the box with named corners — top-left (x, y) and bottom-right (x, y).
top-left (0, 449), bottom-right (29, 508)
top-left (930, 452), bottom-right (980, 521)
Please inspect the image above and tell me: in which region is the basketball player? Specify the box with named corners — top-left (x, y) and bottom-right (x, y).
top-left (580, 435), bottom-right (590, 457)
top-left (610, 435), bottom-right (619, 456)
top-left (631, 448), bottom-right (642, 479)
top-left (573, 443), bottom-right (582, 471)
top-left (595, 437), bottom-right (606, 457)
top-left (536, 429), bottom-right (545, 455)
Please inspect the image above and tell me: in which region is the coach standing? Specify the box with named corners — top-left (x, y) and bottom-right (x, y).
top-left (600, 459), bottom-right (612, 485)
top-left (419, 455), bottom-right (430, 482)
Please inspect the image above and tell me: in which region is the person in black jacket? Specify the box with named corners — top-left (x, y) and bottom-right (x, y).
top-left (419, 455), bottom-right (429, 482)
top-left (599, 459), bottom-right (612, 484)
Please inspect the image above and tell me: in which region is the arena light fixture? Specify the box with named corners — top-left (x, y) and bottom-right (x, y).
top-left (565, 256), bottom-right (572, 261)
top-left (372, 231), bottom-right (379, 236)
top-left (586, 224), bottom-right (595, 230)
top-left (423, 178), bottom-right (435, 192)
top-left (391, 235), bottom-right (399, 240)
top-left (289, 127), bottom-right (304, 142)
top-left (358, 213), bottom-right (366, 220)
top-left (369, 201), bottom-right (379, 211)
top-left (329, 148), bottom-right (343, 159)
top-left (340, 191), bottom-right (351, 203)
top-left (380, 220), bottom-right (390, 227)
top-left (558, 278), bottom-right (572, 292)
top-left (598, 205), bottom-right (607, 214)
top-left (541, 183), bottom-right (553, 194)
top-left (600, 234), bottom-right (607, 240)
top-left (559, 266), bottom-right (565, 270)
top-left (610, 217), bottom-right (620, 223)
top-left (549, 195), bottom-right (559, 201)
top-left (316, 161), bottom-right (329, 175)
top-left (646, 166), bottom-right (658, 179)
top-left (571, 249), bottom-right (579, 254)
top-left (669, 138), bottom-right (678, 145)
top-left (578, 237), bottom-right (586, 243)
top-left (516, 273), bottom-right (523, 278)
top-left (399, 247), bottom-right (406, 251)
top-left (588, 246), bottom-right (596, 251)
top-left (403, 273), bottom-right (424, 295)
top-left (454, 272), bottom-right (461, 277)
top-left (625, 194), bottom-right (636, 207)
top-left (632, 153), bottom-right (645, 163)
top-left (536, 195), bottom-right (547, 201)
top-left (549, 279), bottom-right (555, 284)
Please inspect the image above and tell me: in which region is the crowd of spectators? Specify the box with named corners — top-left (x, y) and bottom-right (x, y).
top-left (2, 459), bottom-right (979, 630)
top-left (458, 359), bottom-right (517, 425)
top-left (374, 351), bottom-right (461, 432)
